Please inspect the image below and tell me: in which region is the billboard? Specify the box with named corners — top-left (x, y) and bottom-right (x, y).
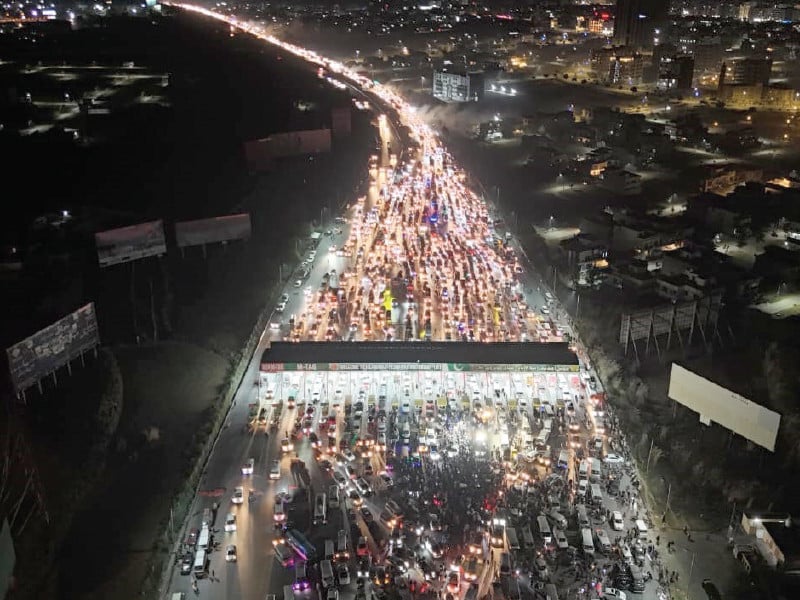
top-left (6, 303), bottom-right (100, 395)
top-left (175, 213), bottom-right (252, 248)
top-left (668, 363), bottom-right (781, 452)
top-left (95, 220), bottom-right (167, 267)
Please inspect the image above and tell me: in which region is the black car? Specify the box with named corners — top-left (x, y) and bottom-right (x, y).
top-left (179, 552), bottom-right (193, 575)
top-left (702, 579), bottom-right (722, 600)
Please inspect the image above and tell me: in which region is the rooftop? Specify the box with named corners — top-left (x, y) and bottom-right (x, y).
top-left (261, 341), bottom-right (579, 367)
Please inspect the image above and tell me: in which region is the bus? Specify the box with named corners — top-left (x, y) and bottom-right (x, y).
top-left (314, 493), bottom-right (327, 525)
top-left (286, 529), bottom-right (317, 561)
top-left (505, 527), bottom-right (520, 552)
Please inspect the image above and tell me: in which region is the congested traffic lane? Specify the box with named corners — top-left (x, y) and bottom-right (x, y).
top-left (175, 3), bottom-right (553, 346)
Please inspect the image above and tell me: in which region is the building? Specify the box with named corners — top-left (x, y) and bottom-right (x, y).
top-left (612, 0), bottom-right (669, 49)
top-left (601, 167), bottom-right (642, 195)
top-left (657, 54), bottom-right (694, 91)
top-left (432, 70), bottom-right (483, 102)
top-left (741, 512), bottom-right (800, 573)
top-left (718, 57), bottom-right (773, 88)
top-left (591, 46), bottom-right (643, 85)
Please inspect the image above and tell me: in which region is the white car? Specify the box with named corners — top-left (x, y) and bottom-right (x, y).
top-left (611, 511), bottom-right (624, 531)
top-left (604, 453), bottom-right (625, 465)
top-left (232, 486), bottom-right (244, 504)
top-left (226, 544), bottom-right (238, 562)
top-left (281, 293), bottom-right (290, 303)
top-left (602, 588), bottom-right (627, 600)
top-left (276, 301), bottom-right (287, 313)
top-left (577, 479), bottom-right (588, 497)
top-left (269, 459), bottom-right (281, 480)
top-left (554, 528), bottom-right (568, 550)
top-left (618, 542), bottom-right (633, 564)
top-left (327, 590), bottom-right (339, 600)
top-left (241, 458), bottom-right (255, 476)
top-left (342, 449), bottom-right (356, 462)
top-left (224, 512), bottom-right (237, 532)
top-left (337, 563), bottom-right (351, 585)
top-left (293, 279), bottom-right (303, 288)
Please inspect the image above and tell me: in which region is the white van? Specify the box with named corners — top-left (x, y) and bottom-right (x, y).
top-left (580, 528), bottom-right (594, 556)
top-left (578, 459), bottom-right (590, 480)
top-left (548, 510), bottom-right (567, 529)
top-left (594, 528), bottom-right (612, 553)
top-left (557, 450), bottom-right (569, 470)
top-left (635, 519), bottom-right (649, 540)
top-left (193, 548), bottom-right (207, 577)
top-left (590, 458), bottom-right (602, 482)
top-left (536, 515), bottom-right (552, 544)
top-left (336, 530), bottom-right (349, 561)
top-left (321, 559), bottom-right (335, 588)
top-left (325, 540), bottom-right (335, 561)
top-left (576, 504), bottom-right (590, 529)
top-left (197, 525), bottom-right (210, 550)
top-left (589, 483), bottom-right (603, 506)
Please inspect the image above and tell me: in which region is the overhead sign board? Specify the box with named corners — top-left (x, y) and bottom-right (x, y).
top-left (6, 303), bottom-right (100, 395)
top-left (175, 213), bottom-right (252, 248)
top-left (95, 220), bottom-right (167, 267)
top-left (668, 363), bottom-right (781, 452)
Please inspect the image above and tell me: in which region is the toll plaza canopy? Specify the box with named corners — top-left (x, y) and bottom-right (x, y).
top-left (260, 342), bottom-right (579, 372)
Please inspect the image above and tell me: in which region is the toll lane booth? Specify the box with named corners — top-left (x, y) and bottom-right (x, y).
top-left (259, 342), bottom-right (579, 407)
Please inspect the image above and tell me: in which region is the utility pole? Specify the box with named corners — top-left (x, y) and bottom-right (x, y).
top-left (645, 438), bottom-right (655, 473)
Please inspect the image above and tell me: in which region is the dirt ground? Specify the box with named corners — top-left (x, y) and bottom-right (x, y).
top-left (56, 342), bottom-right (227, 600)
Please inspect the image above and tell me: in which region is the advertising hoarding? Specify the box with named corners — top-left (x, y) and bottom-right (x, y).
top-left (95, 220), bottom-right (167, 267)
top-left (6, 303), bottom-right (100, 395)
top-left (175, 213), bottom-right (252, 248)
top-left (668, 363), bottom-right (781, 452)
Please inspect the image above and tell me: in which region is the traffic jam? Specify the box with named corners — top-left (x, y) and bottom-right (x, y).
top-left (174, 6), bottom-right (670, 600)
top-left (182, 362), bottom-right (664, 600)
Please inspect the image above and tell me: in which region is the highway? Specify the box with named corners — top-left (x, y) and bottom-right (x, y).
top-left (161, 6), bottom-right (647, 600)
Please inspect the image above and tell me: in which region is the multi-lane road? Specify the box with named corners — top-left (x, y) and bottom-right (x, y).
top-left (162, 6), bottom-right (613, 600)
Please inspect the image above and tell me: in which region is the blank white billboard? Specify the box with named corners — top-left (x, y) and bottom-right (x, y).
top-left (95, 220), bottom-right (167, 267)
top-left (668, 363), bottom-right (781, 452)
top-left (175, 213), bottom-right (252, 248)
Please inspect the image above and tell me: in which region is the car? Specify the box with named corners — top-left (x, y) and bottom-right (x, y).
top-left (281, 293), bottom-right (290, 303)
top-left (577, 479), bottom-right (588, 496)
top-left (425, 539), bottom-right (443, 558)
top-left (270, 460), bottom-right (281, 480)
top-left (319, 459), bottom-right (333, 472)
top-left (604, 453), bottom-right (625, 465)
top-left (348, 489), bottom-right (363, 507)
top-left (281, 438), bottom-right (294, 453)
top-left (337, 562), bottom-right (351, 585)
top-left (333, 471), bottom-right (348, 488)
top-left (293, 279), bottom-right (303, 288)
top-left (343, 449), bottom-right (356, 462)
top-left (535, 556), bottom-right (549, 580)
top-left (379, 473), bottom-right (393, 487)
top-left (618, 542), bottom-right (633, 564)
top-left (360, 507), bottom-right (374, 522)
top-left (611, 511), bottom-right (624, 531)
top-left (276, 301), bottom-right (287, 313)
top-left (232, 486), bottom-right (244, 504)
top-left (554, 528), bottom-right (568, 550)
top-left (602, 588), bottom-right (627, 600)
top-left (447, 571), bottom-right (460, 594)
top-left (344, 465), bottom-right (357, 479)
top-left (226, 544), bottom-right (238, 562)
top-left (357, 536), bottom-right (369, 557)
top-left (326, 590), bottom-right (339, 600)
top-left (241, 458), bottom-right (255, 476)
top-left (429, 514), bottom-right (442, 531)
top-left (179, 552), bottom-right (193, 575)
top-left (225, 513), bottom-right (237, 532)
top-left (702, 579), bottom-right (722, 600)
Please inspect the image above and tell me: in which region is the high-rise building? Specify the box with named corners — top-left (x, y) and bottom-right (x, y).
top-left (657, 54), bottom-right (695, 91)
top-left (432, 71), bottom-right (483, 102)
top-left (718, 57), bottom-right (773, 88)
top-left (591, 46), bottom-right (644, 85)
top-left (613, 0), bottom-right (670, 49)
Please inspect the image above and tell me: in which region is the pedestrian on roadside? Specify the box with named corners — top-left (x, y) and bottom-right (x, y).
top-left (656, 535), bottom-right (660, 546)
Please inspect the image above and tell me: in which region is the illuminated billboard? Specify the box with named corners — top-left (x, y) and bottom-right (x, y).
top-left (668, 363), bottom-right (781, 452)
top-left (6, 303), bottom-right (101, 395)
top-left (95, 220), bottom-right (167, 267)
top-left (175, 213), bottom-right (252, 248)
